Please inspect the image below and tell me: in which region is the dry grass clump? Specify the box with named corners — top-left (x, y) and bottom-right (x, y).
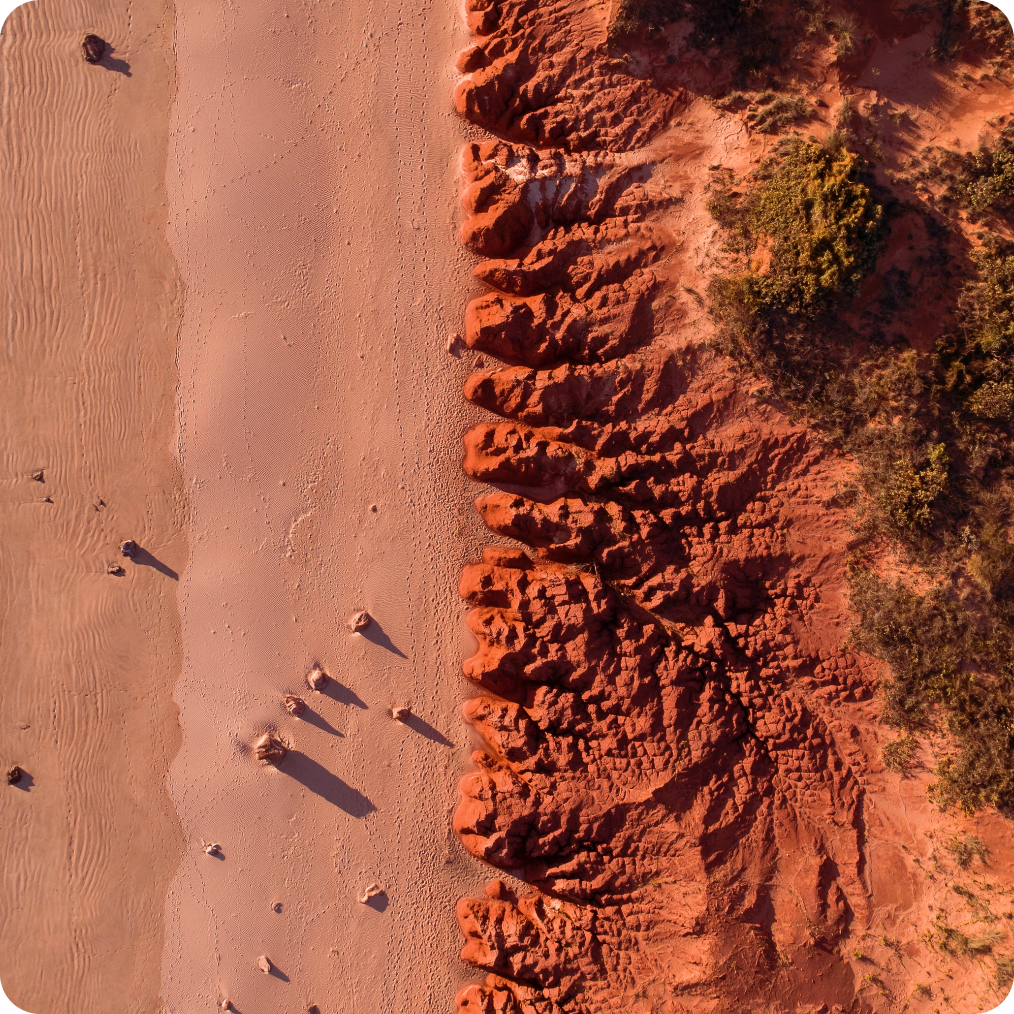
top-left (829, 12), bottom-right (859, 57)
top-left (996, 954), bottom-right (1014, 990)
top-left (947, 834), bottom-right (988, 869)
top-left (749, 94), bottom-right (812, 133)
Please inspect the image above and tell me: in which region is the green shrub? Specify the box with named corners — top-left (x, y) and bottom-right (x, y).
top-left (849, 570), bottom-right (1014, 814)
top-left (708, 139), bottom-right (888, 435)
top-left (883, 734), bottom-right (918, 772)
top-left (879, 444), bottom-right (949, 533)
top-left (744, 141), bottom-right (883, 313)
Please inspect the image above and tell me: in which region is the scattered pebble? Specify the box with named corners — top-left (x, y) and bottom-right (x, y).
top-left (283, 694), bottom-right (306, 716)
top-left (257, 954), bottom-right (272, 974)
top-left (254, 733), bottom-right (287, 766)
top-left (391, 706), bottom-right (411, 722)
top-left (6, 766), bottom-right (22, 786)
top-left (271, 901), bottom-right (283, 913)
top-left (30, 469), bottom-right (44, 482)
top-left (120, 540), bottom-right (138, 558)
top-left (349, 611), bottom-right (371, 633)
top-left (358, 883), bottom-right (384, 904)
top-left (220, 1000), bottom-right (232, 1011)
top-left (446, 332), bottom-right (463, 355)
top-left (306, 665), bottom-right (328, 692)
top-left (203, 842), bottom-right (221, 856)
top-left (82, 34), bottom-right (106, 63)
top-left (307, 1006), bottom-right (321, 1014)
top-left (106, 562), bottom-right (124, 576)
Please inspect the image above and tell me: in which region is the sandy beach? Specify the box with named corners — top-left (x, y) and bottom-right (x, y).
top-left (1, 0), bottom-right (492, 1009)
top-left (0, 0), bottom-right (184, 1009)
top-left (162, 0), bottom-right (491, 1010)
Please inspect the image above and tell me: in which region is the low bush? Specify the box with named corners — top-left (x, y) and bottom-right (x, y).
top-left (931, 127), bottom-right (1014, 224)
top-left (608, 0), bottom-right (829, 82)
top-left (883, 733), bottom-right (918, 773)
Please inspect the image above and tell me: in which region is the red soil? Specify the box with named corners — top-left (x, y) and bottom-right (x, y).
top-left (452, 2), bottom-right (1014, 1011)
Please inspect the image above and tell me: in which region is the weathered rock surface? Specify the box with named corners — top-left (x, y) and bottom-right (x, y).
top-left (452, 2), bottom-right (1014, 1011)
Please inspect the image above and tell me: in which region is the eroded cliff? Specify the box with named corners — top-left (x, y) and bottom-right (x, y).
top-left (452, 2), bottom-right (1014, 1011)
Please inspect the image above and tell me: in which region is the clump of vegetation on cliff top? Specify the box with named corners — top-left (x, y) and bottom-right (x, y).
top-left (708, 128), bottom-right (1014, 816)
top-left (608, 0), bottom-right (828, 80)
top-left (928, 0), bottom-right (1014, 64)
top-left (713, 139), bottom-right (882, 312)
top-left (707, 138), bottom-right (883, 413)
top-left (932, 123), bottom-right (1014, 225)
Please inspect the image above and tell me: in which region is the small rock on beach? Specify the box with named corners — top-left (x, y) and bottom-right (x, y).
top-left (349, 610), bottom-right (371, 632)
top-left (283, 693), bottom-right (306, 716)
top-left (254, 733), bottom-right (287, 765)
top-left (306, 665), bottom-right (328, 691)
top-left (82, 34), bottom-right (106, 63)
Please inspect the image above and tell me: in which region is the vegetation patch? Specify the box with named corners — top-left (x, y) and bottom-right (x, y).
top-left (928, 124), bottom-right (1014, 225)
top-left (928, 0), bottom-right (1014, 64)
top-left (707, 129), bottom-right (1014, 816)
top-left (997, 954), bottom-right (1014, 991)
top-left (707, 138), bottom-right (883, 412)
top-left (883, 733), bottom-right (918, 773)
top-left (608, 0), bottom-right (829, 82)
top-left (927, 914), bottom-right (1002, 957)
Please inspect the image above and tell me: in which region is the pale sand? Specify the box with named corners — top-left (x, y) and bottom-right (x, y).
top-left (1, 0), bottom-right (492, 1009)
top-left (0, 0), bottom-right (185, 1011)
top-left (162, 0), bottom-right (489, 1011)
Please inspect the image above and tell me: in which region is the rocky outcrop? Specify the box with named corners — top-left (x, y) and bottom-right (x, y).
top-left (451, 2), bottom-right (1014, 1011)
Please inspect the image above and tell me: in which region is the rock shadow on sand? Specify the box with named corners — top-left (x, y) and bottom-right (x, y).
top-left (319, 679), bottom-right (367, 710)
top-left (300, 706), bottom-right (344, 737)
top-left (362, 890), bottom-right (389, 913)
top-left (10, 770), bottom-right (34, 792)
top-left (130, 546), bottom-right (178, 579)
top-left (358, 617), bottom-right (407, 659)
top-left (284, 751), bottom-right (375, 817)
top-left (401, 712), bottom-right (453, 748)
top-left (99, 48), bottom-right (131, 76)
